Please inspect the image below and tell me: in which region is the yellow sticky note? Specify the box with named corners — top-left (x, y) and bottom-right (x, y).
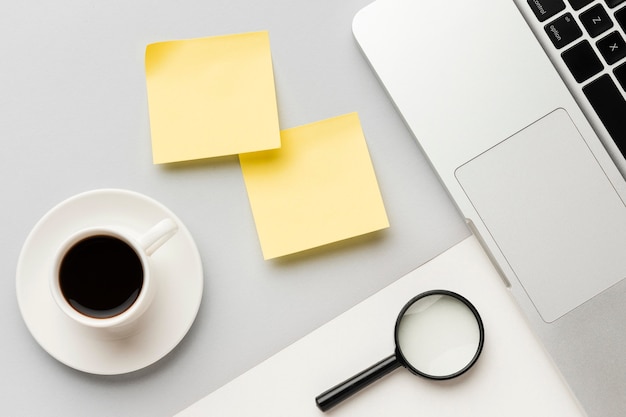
top-left (240, 113), bottom-right (389, 259)
top-left (145, 31), bottom-right (280, 164)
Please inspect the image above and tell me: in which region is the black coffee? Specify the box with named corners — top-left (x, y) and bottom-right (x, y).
top-left (59, 235), bottom-right (144, 319)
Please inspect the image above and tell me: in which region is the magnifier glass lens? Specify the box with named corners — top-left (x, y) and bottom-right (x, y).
top-left (396, 293), bottom-right (482, 378)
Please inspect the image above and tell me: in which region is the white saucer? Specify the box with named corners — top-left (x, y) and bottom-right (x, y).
top-left (16, 189), bottom-right (204, 375)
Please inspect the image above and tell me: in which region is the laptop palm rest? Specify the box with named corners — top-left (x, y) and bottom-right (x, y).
top-left (455, 109), bottom-right (626, 322)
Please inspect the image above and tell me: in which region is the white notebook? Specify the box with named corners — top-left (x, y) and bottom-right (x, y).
top-left (175, 236), bottom-right (584, 417)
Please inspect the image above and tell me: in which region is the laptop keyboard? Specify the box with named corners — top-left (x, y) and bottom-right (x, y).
top-left (528, 0), bottom-right (626, 159)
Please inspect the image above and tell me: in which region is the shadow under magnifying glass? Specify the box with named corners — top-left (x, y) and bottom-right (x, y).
top-left (315, 290), bottom-right (485, 412)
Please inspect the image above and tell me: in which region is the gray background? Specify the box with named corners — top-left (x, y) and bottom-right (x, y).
top-left (0, 1), bottom-right (469, 415)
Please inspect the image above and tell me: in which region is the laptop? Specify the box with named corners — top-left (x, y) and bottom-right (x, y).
top-left (353, 1), bottom-right (626, 416)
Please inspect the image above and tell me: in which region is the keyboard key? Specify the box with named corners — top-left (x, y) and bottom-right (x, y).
top-left (562, 40), bottom-right (604, 82)
top-left (583, 74), bottom-right (626, 158)
top-left (568, 0), bottom-right (593, 10)
top-left (528, 0), bottom-right (566, 22)
top-left (615, 62), bottom-right (626, 90)
top-left (580, 4), bottom-right (614, 37)
top-left (606, 0), bottom-right (626, 8)
top-left (617, 6), bottom-right (626, 30)
top-left (545, 13), bottom-right (583, 48)
top-left (597, 31), bottom-right (626, 64)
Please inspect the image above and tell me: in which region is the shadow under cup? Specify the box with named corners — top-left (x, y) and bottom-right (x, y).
top-left (57, 234), bottom-right (146, 320)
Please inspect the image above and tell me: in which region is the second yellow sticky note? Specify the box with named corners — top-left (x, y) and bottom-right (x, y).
top-left (240, 113), bottom-right (389, 259)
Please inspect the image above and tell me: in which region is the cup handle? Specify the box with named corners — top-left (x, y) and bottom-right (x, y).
top-left (139, 218), bottom-right (179, 256)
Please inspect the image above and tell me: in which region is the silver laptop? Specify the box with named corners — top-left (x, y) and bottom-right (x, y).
top-left (353, 0), bottom-right (626, 416)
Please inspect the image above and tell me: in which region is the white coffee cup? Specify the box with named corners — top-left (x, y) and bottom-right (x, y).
top-left (50, 218), bottom-right (178, 331)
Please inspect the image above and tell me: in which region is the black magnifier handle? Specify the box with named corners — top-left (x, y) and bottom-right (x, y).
top-left (315, 354), bottom-right (401, 412)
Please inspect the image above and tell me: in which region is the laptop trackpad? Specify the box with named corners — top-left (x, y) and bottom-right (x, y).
top-left (455, 109), bottom-right (626, 322)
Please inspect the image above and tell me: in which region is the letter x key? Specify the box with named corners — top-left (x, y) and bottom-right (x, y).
top-left (597, 31), bottom-right (626, 65)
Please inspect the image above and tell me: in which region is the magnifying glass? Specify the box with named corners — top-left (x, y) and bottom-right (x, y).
top-left (315, 290), bottom-right (485, 412)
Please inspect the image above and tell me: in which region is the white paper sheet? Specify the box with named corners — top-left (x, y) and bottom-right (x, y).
top-left (176, 236), bottom-right (584, 416)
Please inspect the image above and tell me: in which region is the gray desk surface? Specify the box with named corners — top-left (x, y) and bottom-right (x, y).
top-left (0, 1), bottom-right (468, 415)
